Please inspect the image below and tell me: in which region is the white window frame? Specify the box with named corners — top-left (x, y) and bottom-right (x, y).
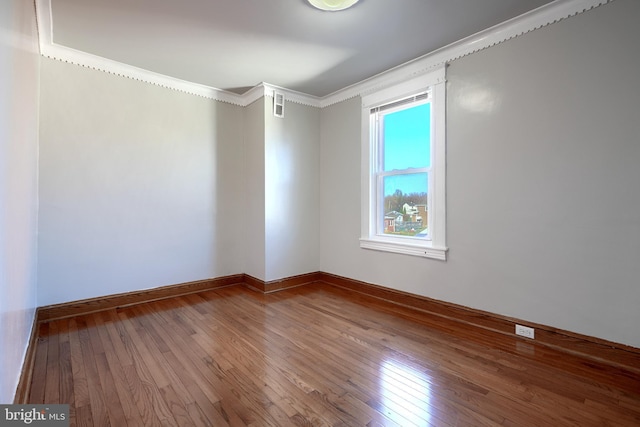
top-left (360, 66), bottom-right (447, 260)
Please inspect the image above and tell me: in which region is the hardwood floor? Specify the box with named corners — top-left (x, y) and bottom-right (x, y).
top-left (28, 283), bottom-right (640, 426)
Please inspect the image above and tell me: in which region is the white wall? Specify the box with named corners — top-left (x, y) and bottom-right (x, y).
top-left (243, 98), bottom-right (266, 280)
top-left (38, 58), bottom-right (245, 306)
top-left (37, 56), bottom-right (321, 301)
top-left (320, 0), bottom-right (640, 348)
top-left (0, 0), bottom-right (40, 403)
top-left (265, 101), bottom-right (320, 281)
top-left (243, 97), bottom-right (321, 282)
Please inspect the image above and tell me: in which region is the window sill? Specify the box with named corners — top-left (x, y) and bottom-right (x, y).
top-left (359, 238), bottom-right (448, 260)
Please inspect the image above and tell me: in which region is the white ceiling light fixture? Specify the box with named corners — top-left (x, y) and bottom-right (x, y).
top-left (307, 0), bottom-right (360, 12)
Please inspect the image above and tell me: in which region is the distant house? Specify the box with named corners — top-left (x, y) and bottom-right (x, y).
top-left (402, 203), bottom-right (419, 216)
top-left (403, 203), bottom-right (426, 223)
top-left (384, 211), bottom-right (403, 233)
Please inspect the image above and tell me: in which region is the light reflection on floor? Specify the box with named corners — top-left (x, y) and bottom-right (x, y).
top-left (379, 359), bottom-right (434, 426)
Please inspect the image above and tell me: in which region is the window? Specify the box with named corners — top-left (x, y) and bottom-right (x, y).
top-left (360, 66), bottom-right (447, 260)
top-left (376, 97), bottom-right (430, 238)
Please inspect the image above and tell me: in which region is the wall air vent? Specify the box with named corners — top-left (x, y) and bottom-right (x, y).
top-left (273, 92), bottom-right (285, 118)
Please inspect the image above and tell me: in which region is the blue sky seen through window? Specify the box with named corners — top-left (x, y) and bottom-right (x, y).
top-left (382, 103), bottom-right (430, 196)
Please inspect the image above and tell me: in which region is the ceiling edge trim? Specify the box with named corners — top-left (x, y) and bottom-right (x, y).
top-left (35, 0), bottom-right (247, 106)
top-left (34, 0), bottom-right (52, 54)
top-left (262, 83), bottom-right (322, 108)
top-left (35, 0), bottom-right (610, 109)
top-left (43, 44), bottom-right (246, 105)
top-left (319, 0), bottom-right (613, 108)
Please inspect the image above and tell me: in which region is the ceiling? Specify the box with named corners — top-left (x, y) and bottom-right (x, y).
top-left (49, 0), bottom-right (555, 98)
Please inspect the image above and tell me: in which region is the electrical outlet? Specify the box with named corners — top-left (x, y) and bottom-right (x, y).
top-left (515, 324), bottom-right (535, 339)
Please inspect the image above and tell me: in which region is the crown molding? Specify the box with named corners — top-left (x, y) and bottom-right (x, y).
top-left (262, 83), bottom-right (322, 108)
top-left (35, 0), bottom-right (611, 109)
top-left (34, 0), bottom-right (52, 52)
top-left (234, 83), bottom-right (322, 108)
top-left (35, 0), bottom-right (246, 105)
top-left (44, 43), bottom-right (247, 104)
top-left (34, 0), bottom-right (251, 106)
top-left (241, 85), bottom-right (268, 107)
top-left (319, 0), bottom-right (612, 107)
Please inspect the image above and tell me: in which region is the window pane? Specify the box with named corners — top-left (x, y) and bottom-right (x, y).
top-left (383, 103), bottom-right (430, 171)
top-left (382, 174), bottom-right (428, 237)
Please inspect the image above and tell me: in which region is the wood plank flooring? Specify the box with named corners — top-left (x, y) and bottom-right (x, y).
top-left (28, 283), bottom-right (640, 426)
